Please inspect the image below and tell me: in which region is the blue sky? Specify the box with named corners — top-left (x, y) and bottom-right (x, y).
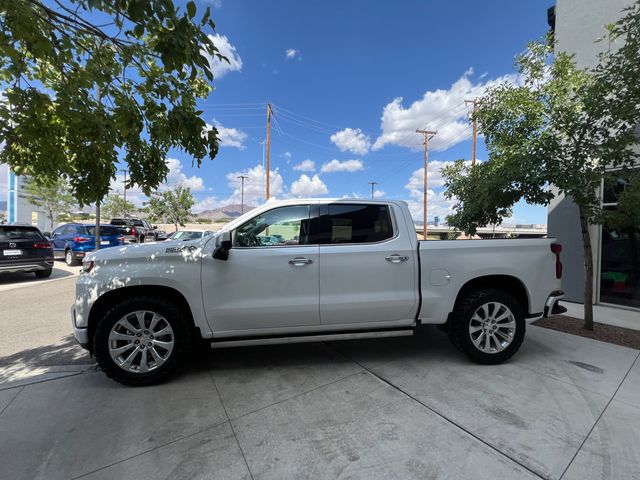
top-left (129, 0), bottom-right (552, 225)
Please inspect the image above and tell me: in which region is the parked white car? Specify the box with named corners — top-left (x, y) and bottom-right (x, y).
top-left (71, 199), bottom-right (565, 385)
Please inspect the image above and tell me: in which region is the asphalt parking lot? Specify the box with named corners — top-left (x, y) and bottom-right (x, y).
top-left (0, 271), bottom-right (639, 480)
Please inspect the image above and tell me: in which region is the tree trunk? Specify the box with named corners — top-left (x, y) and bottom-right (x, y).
top-left (579, 207), bottom-right (595, 331)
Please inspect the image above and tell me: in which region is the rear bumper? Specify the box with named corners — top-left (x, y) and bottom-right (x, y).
top-left (544, 290), bottom-right (566, 317)
top-left (0, 259), bottom-right (53, 273)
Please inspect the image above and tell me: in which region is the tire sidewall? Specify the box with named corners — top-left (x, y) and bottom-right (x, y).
top-left (452, 289), bottom-right (525, 364)
top-left (65, 250), bottom-right (75, 266)
top-left (93, 297), bottom-right (190, 386)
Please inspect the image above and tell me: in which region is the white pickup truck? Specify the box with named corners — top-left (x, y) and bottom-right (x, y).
top-left (72, 199), bottom-right (565, 385)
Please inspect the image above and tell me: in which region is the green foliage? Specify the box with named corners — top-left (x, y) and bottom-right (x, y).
top-left (23, 176), bottom-right (75, 226)
top-left (599, 170), bottom-right (640, 230)
top-left (146, 185), bottom-right (194, 229)
top-left (443, 5), bottom-right (640, 235)
top-left (195, 217), bottom-right (212, 224)
top-left (102, 194), bottom-right (136, 220)
top-left (0, 0), bottom-right (224, 205)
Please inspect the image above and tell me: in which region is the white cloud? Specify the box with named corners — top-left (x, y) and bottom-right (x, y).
top-left (330, 128), bottom-right (371, 155)
top-left (320, 159), bottom-right (364, 173)
top-left (373, 189), bottom-right (386, 198)
top-left (210, 121), bottom-right (247, 149)
top-left (290, 174), bottom-right (328, 197)
top-left (285, 48), bottom-right (300, 60)
top-left (194, 164), bottom-right (284, 212)
top-left (402, 161), bottom-right (477, 222)
top-left (164, 158), bottom-right (205, 191)
top-left (293, 159), bottom-right (315, 172)
top-left (373, 69), bottom-right (517, 152)
top-left (204, 34), bottom-right (243, 78)
top-left (204, 0), bottom-right (222, 7)
top-left (281, 151), bottom-right (292, 164)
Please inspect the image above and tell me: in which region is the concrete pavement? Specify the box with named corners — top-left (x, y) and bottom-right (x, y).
top-left (0, 325), bottom-right (638, 480)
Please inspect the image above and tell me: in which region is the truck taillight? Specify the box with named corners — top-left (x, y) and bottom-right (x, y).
top-left (131, 227), bottom-right (137, 236)
top-left (551, 243), bottom-right (562, 279)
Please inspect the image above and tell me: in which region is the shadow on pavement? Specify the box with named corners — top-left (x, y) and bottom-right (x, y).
top-left (0, 334), bottom-right (93, 369)
top-left (0, 267), bottom-right (75, 286)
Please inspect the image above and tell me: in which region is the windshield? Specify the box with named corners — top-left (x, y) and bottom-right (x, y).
top-left (172, 231), bottom-right (204, 240)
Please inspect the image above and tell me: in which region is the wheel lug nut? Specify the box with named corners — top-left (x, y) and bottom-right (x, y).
top-left (140, 345), bottom-right (145, 349)
top-left (144, 330), bottom-right (148, 334)
top-left (148, 342), bottom-right (152, 347)
top-left (134, 340), bottom-right (139, 344)
top-left (136, 333), bottom-right (142, 337)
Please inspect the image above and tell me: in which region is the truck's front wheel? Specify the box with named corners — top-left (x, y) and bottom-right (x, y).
top-left (448, 288), bottom-right (525, 364)
top-left (93, 297), bottom-right (191, 386)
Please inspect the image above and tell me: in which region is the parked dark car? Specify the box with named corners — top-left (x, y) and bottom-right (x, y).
top-left (50, 224), bottom-right (124, 266)
top-left (0, 225), bottom-right (54, 278)
top-left (110, 218), bottom-right (156, 243)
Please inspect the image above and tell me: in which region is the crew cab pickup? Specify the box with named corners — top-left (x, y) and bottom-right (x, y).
top-left (72, 199), bottom-right (565, 385)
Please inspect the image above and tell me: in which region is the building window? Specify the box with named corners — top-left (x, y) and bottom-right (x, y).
top-left (600, 175), bottom-right (639, 309)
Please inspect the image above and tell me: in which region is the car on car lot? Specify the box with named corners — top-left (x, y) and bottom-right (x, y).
top-left (166, 229), bottom-right (214, 241)
top-left (0, 225), bottom-right (54, 278)
top-left (50, 224), bottom-right (124, 266)
top-left (154, 230), bottom-right (170, 241)
top-left (110, 218), bottom-right (156, 243)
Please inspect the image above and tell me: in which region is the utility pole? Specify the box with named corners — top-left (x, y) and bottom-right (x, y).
top-left (238, 175), bottom-right (248, 213)
top-left (265, 103), bottom-right (272, 201)
top-left (368, 181), bottom-right (378, 199)
top-left (95, 85), bottom-right (102, 251)
top-left (120, 169), bottom-right (128, 216)
top-left (465, 99), bottom-right (478, 166)
top-left (259, 139), bottom-right (266, 203)
top-left (416, 129), bottom-right (437, 239)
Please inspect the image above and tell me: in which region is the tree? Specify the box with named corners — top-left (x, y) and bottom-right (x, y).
top-left (102, 194), bottom-right (136, 220)
top-left (443, 5), bottom-right (640, 331)
top-left (146, 185), bottom-right (194, 231)
top-left (24, 177), bottom-right (75, 227)
top-left (0, 0), bottom-right (223, 205)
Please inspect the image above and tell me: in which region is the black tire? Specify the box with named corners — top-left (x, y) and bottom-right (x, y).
top-left (93, 296), bottom-right (192, 386)
top-left (139, 235), bottom-right (145, 243)
top-left (448, 288), bottom-right (525, 365)
top-left (65, 249), bottom-right (79, 266)
top-left (35, 269), bottom-right (53, 279)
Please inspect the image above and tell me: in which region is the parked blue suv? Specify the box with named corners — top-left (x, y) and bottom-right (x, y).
top-left (50, 224), bottom-right (124, 266)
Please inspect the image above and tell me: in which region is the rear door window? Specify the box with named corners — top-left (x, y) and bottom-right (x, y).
top-left (81, 226), bottom-right (120, 236)
top-left (324, 204), bottom-right (393, 244)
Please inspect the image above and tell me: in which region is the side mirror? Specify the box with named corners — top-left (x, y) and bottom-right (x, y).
top-left (212, 231), bottom-right (232, 261)
top-left (43, 231), bottom-right (51, 238)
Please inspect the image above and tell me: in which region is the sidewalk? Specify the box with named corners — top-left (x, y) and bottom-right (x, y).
top-left (1, 326), bottom-right (639, 480)
top-left (563, 301), bottom-right (640, 331)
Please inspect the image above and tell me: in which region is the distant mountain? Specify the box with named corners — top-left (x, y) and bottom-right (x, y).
top-left (197, 204), bottom-right (255, 221)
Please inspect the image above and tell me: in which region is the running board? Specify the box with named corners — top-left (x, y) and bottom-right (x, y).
top-left (210, 329), bottom-right (414, 349)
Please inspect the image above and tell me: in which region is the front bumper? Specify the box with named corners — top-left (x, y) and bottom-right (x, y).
top-left (544, 290), bottom-right (566, 317)
top-left (71, 305), bottom-right (90, 350)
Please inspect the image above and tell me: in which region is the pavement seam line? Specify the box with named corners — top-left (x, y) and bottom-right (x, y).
top-left (326, 343), bottom-right (547, 480)
top-left (71, 419), bottom-right (231, 479)
top-left (228, 370), bottom-right (363, 422)
top-left (209, 371), bottom-right (255, 480)
top-left (558, 350), bottom-right (640, 480)
top-left (0, 370), bottom-right (88, 391)
top-left (0, 386), bottom-right (24, 418)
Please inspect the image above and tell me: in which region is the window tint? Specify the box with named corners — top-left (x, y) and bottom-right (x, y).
top-left (110, 219), bottom-right (126, 226)
top-left (172, 231), bottom-right (203, 240)
top-left (326, 204), bottom-right (393, 244)
top-left (130, 220), bottom-right (144, 226)
top-left (0, 226), bottom-right (45, 241)
top-left (234, 206), bottom-right (310, 247)
top-left (81, 226), bottom-right (120, 236)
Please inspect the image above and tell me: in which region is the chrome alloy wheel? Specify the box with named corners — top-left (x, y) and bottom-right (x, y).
top-left (468, 302), bottom-right (516, 354)
top-left (108, 310), bottom-right (175, 373)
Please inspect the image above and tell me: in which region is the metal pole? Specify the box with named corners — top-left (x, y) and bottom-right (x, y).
top-left (465, 99), bottom-right (478, 166)
top-left (120, 169), bottom-right (128, 217)
top-left (238, 175), bottom-right (248, 214)
top-left (416, 129), bottom-right (437, 239)
top-left (368, 181), bottom-right (378, 199)
top-left (266, 103), bottom-right (272, 200)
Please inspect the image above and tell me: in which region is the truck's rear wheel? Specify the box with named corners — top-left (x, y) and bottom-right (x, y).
top-left (448, 288), bottom-right (525, 364)
top-left (93, 297), bottom-right (191, 386)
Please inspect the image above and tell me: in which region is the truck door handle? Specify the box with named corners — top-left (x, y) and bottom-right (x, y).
top-left (385, 254), bottom-right (409, 263)
top-left (288, 257), bottom-right (314, 266)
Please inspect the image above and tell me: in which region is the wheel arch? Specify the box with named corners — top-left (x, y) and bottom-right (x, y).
top-left (87, 285), bottom-right (197, 353)
top-left (453, 275), bottom-right (530, 317)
